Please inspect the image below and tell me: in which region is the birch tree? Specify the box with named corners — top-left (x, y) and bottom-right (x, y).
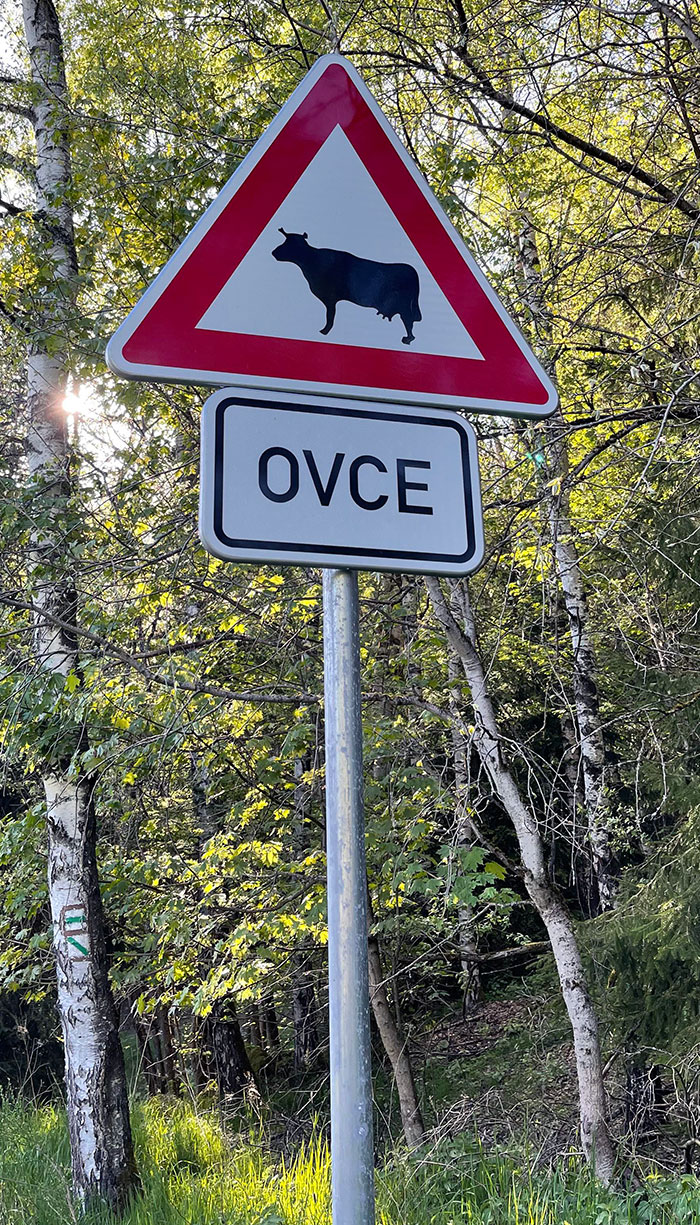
top-left (481, 0), bottom-right (622, 911)
top-left (514, 211), bottom-right (619, 911)
top-left (427, 576), bottom-right (616, 1182)
top-left (19, 0), bottom-right (137, 1208)
top-left (366, 895), bottom-right (426, 1148)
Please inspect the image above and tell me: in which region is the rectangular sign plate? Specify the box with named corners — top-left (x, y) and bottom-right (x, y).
top-left (199, 389), bottom-right (484, 576)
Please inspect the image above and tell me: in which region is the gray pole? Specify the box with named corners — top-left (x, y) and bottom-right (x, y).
top-left (322, 567), bottom-right (375, 1225)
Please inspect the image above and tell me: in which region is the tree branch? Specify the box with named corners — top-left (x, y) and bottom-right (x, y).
top-left (0, 295), bottom-right (32, 335)
top-left (451, 45), bottom-right (700, 222)
top-left (376, 29), bottom-right (700, 222)
top-left (1, 102), bottom-right (33, 120)
top-left (651, 0), bottom-right (700, 53)
top-left (0, 596), bottom-right (319, 706)
top-left (0, 150), bottom-right (36, 181)
top-left (0, 196), bottom-right (25, 217)
top-left (478, 940), bottom-right (550, 965)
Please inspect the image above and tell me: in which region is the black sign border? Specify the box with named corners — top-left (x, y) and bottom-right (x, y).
top-left (211, 394), bottom-right (478, 565)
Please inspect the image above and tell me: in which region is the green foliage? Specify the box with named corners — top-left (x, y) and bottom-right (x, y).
top-left (1, 1096), bottom-right (699, 1224)
top-left (2, 0), bottom-right (700, 1203)
top-left (593, 810), bottom-right (700, 1052)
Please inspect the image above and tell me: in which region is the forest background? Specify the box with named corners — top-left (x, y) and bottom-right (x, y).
top-left (1, 0), bottom-right (700, 1221)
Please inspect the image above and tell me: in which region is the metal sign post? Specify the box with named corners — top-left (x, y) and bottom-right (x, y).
top-left (323, 567), bottom-right (375, 1225)
top-left (196, 384), bottom-right (484, 1224)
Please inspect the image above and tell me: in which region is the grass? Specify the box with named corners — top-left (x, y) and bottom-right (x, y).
top-left (1, 1095), bottom-right (700, 1224)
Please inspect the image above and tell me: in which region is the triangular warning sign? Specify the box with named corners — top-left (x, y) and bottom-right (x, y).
top-left (107, 55), bottom-right (557, 419)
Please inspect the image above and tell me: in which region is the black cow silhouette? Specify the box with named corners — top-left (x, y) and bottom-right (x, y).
top-left (271, 229), bottom-right (422, 345)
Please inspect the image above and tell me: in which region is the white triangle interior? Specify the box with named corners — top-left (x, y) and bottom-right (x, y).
top-left (196, 126), bottom-right (483, 362)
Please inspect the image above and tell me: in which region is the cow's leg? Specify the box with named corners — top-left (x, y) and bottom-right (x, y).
top-left (400, 312), bottom-right (415, 344)
top-left (320, 300), bottom-right (337, 335)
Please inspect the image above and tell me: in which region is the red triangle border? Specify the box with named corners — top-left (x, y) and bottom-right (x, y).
top-left (117, 62), bottom-right (552, 412)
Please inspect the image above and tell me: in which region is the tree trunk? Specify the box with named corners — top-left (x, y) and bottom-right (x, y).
top-left (292, 756), bottom-right (321, 1072)
top-left (479, 11), bottom-right (618, 910)
top-left (515, 211), bottom-right (618, 912)
top-left (259, 998), bottom-right (280, 1069)
top-left (20, 0), bottom-right (138, 1207)
top-left (191, 756), bottom-right (217, 847)
top-left (45, 780), bottom-right (139, 1206)
top-left (366, 904), bottom-right (425, 1148)
top-left (207, 1007), bottom-right (259, 1105)
top-left (191, 1015), bottom-right (213, 1093)
top-left (158, 1006), bottom-right (181, 1095)
top-left (625, 1059), bottom-right (666, 1142)
top-left (191, 762), bottom-right (255, 1103)
top-left (293, 969), bottom-right (320, 1072)
top-left (364, 583), bottom-right (426, 1146)
top-left (132, 1011), bottom-right (161, 1096)
top-left (427, 577), bottom-right (616, 1182)
top-left (448, 649), bottom-right (481, 1014)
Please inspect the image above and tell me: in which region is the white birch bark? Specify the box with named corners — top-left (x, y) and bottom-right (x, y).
top-left (516, 211), bottom-right (618, 911)
top-left (22, 0), bottom-right (137, 1208)
top-left (485, 11), bottom-right (619, 913)
top-left (426, 577), bottom-right (616, 1182)
top-left (44, 777), bottom-right (138, 1205)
